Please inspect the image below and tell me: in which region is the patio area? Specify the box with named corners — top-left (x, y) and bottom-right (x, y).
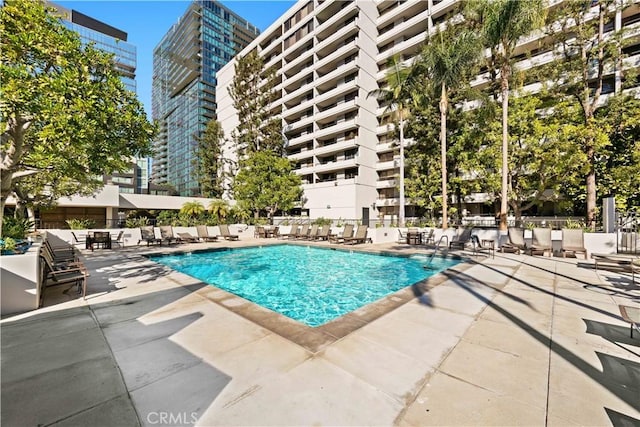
top-left (1, 240), bottom-right (639, 426)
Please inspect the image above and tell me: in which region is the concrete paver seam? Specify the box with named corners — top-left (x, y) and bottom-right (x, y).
top-left (88, 306), bottom-right (142, 427)
top-left (543, 263), bottom-right (560, 427)
top-left (40, 395), bottom-right (133, 427)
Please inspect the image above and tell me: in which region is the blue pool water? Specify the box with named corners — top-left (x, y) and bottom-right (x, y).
top-left (150, 245), bottom-right (460, 327)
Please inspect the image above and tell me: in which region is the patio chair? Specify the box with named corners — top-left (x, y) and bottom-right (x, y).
top-left (90, 231), bottom-right (112, 250)
top-left (111, 230), bottom-right (125, 248)
top-left (618, 305), bottom-right (640, 338)
top-left (70, 231), bottom-right (86, 246)
top-left (470, 235), bottom-right (495, 259)
top-left (449, 227), bottom-right (472, 249)
top-left (330, 224), bottom-right (354, 244)
top-left (530, 228), bottom-right (552, 257)
top-left (196, 225), bottom-right (218, 242)
top-left (43, 239), bottom-right (78, 263)
top-left (501, 227), bottom-right (526, 254)
top-left (422, 229), bottom-right (435, 245)
top-left (279, 225), bottom-right (299, 239)
top-left (397, 229), bottom-right (408, 244)
top-left (315, 225), bottom-right (331, 241)
top-left (177, 232), bottom-right (200, 243)
top-left (343, 225), bottom-right (370, 245)
top-left (255, 226), bottom-right (267, 238)
top-left (219, 224), bottom-right (239, 241)
top-left (39, 247), bottom-right (88, 305)
top-left (305, 224), bottom-right (319, 240)
top-left (159, 226), bottom-right (178, 245)
top-left (138, 226), bottom-right (161, 246)
top-left (295, 224), bottom-right (311, 240)
top-left (561, 228), bottom-right (587, 259)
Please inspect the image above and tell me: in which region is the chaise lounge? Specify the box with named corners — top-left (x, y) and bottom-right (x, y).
top-left (561, 228), bottom-right (587, 259)
top-left (139, 226), bottom-right (161, 246)
top-left (196, 225), bottom-right (218, 242)
top-left (343, 225), bottom-right (370, 245)
top-left (501, 227), bottom-right (527, 254)
top-left (530, 227), bottom-right (552, 257)
top-left (219, 224), bottom-right (239, 241)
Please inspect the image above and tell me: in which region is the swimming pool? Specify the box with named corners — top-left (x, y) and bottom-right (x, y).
top-left (150, 245), bottom-right (460, 327)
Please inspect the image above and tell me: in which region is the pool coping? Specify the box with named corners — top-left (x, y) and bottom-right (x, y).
top-left (145, 241), bottom-right (477, 353)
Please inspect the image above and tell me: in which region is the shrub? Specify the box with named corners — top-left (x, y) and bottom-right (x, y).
top-left (312, 217), bottom-right (332, 226)
top-left (126, 217), bottom-right (149, 228)
top-left (65, 218), bottom-right (95, 230)
top-left (156, 210), bottom-right (177, 226)
top-left (0, 237), bottom-right (17, 251)
top-left (2, 217), bottom-right (35, 239)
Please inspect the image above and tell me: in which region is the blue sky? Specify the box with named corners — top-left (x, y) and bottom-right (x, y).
top-left (56, 1), bottom-right (296, 118)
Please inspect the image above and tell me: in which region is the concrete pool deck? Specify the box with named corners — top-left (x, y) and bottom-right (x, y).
top-left (1, 239), bottom-right (639, 426)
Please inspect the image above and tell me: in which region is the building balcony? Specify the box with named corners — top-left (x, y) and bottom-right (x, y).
top-left (315, 99), bottom-right (358, 124)
top-left (315, 59), bottom-right (358, 91)
top-left (377, 9), bottom-right (429, 46)
top-left (314, 157), bottom-right (358, 174)
top-left (376, 159), bottom-right (397, 171)
top-left (377, 31), bottom-right (426, 64)
top-left (313, 118), bottom-right (358, 140)
top-left (281, 80), bottom-right (315, 105)
top-left (282, 98), bottom-right (315, 118)
top-left (294, 163), bottom-right (315, 176)
top-left (375, 197), bottom-right (399, 206)
top-left (376, 178), bottom-right (396, 189)
top-left (281, 48), bottom-right (315, 77)
top-left (286, 132), bottom-right (315, 148)
top-left (377, 0), bottom-right (422, 28)
top-left (316, 22), bottom-right (359, 58)
top-left (315, 42), bottom-right (359, 81)
top-left (316, 3), bottom-right (357, 39)
top-left (286, 113), bottom-right (315, 133)
top-left (315, 138), bottom-right (357, 157)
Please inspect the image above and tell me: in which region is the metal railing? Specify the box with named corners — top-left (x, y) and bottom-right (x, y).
top-left (617, 210), bottom-right (639, 254)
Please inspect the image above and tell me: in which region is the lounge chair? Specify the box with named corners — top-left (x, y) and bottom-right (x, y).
top-left (70, 231), bottom-right (86, 247)
top-left (501, 227), bottom-right (526, 254)
top-left (177, 232), bottom-right (200, 243)
top-left (561, 228), bottom-right (587, 259)
top-left (470, 235), bottom-right (495, 258)
top-left (330, 224), bottom-right (354, 244)
top-left (295, 224), bottom-right (311, 240)
top-left (619, 304), bottom-right (640, 338)
top-left (196, 225), bottom-right (218, 242)
top-left (159, 226), bottom-right (178, 245)
top-left (315, 226), bottom-right (331, 241)
top-left (255, 226), bottom-right (267, 238)
top-left (592, 253), bottom-right (639, 284)
top-left (39, 247), bottom-right (88, 305)
top-left (530, 228), bottom-right (552, 257)
top-left (219, 224), bottom-right (239, 241)
top-left (449, 227), bottom-right (472, 249)
top-left (111, 230), bottom-right (125, 248)
top-left (343, 225), bottom-right (370, 245)
top-left (279, 225), bottom-right (299, 239)
top-left (139, 226), bottom-right (161, 246)
top-left (305, 224), bottom-right (319, 240)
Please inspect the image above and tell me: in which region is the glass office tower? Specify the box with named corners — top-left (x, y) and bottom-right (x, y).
top-left (151, 0), bottom-right (260, 196)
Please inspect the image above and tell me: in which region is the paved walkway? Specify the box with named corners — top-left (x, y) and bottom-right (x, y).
top-left (1, 240), bottom-right (638, 426)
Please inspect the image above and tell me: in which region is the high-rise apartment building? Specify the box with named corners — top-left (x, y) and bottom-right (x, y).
top-left (151, 1), bottom-right (260, 196)
top-left (216, 0), bottom-right (640, 221)
top-left (49, 2), bottom-right (147, 194)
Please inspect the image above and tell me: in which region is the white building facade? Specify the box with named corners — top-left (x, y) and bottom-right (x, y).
top-left (216, 0), bottom-right (640, 221)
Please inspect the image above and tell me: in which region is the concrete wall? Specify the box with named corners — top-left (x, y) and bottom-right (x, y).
top-left (1, 244), bottom-right (40, 316)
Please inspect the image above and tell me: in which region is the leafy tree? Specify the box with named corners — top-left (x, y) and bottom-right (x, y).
top-left (418, 27), bottom-right (481, 229)
top-left (468, 0), bottom-right (546, 230)
top-left (180, 201), bottom-right (205, 218)
top-left (208, 199), bottom-right (230, 223)
top-left (193, 119), bottom-right (225, 198)
top-left (228, 50), bottom-right (282, 155)
top-left (369, 55), bottom-right (421, 227)
top-left (233, 151), bottom-right (303, 222)
top-left (594, 94), bottom-right (640, 210)
top-left (544, 0), bottom-right (632, 226)
top-left (0, 0), bottom-right (155, 234)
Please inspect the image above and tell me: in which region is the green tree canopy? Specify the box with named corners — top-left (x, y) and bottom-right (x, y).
top-left (233, 151), bottom-right (303, 221)
top-left (0, 0), bottom-right (155, 231)
top-left (228, 50), bottom-right (283, 155)
top-left (180, 201), bottom-right (205, 218)
top-left (193, 119), bottom-right (225, 198)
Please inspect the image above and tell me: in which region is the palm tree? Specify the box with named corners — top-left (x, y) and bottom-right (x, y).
top-left (208, 199), bottom-right (230, 223)
top-left (470, 0), bottom-right (545, 230)
top-left (419, 28), bottom-right (480, 229)
top-left (368, 55), bottom-right (421, 227)
top-left (180, 201), bottom-right (205, 218)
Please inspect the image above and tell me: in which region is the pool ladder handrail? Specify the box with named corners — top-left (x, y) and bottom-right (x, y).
top-left (424, 235), bottom-right (449, 268)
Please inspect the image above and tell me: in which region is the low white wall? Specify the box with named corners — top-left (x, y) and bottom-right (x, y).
top-left (1, 243), bottom-right (40, 316)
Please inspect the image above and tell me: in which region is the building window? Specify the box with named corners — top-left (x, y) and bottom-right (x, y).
top-left (344, 168), bottom-right (358, 179)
